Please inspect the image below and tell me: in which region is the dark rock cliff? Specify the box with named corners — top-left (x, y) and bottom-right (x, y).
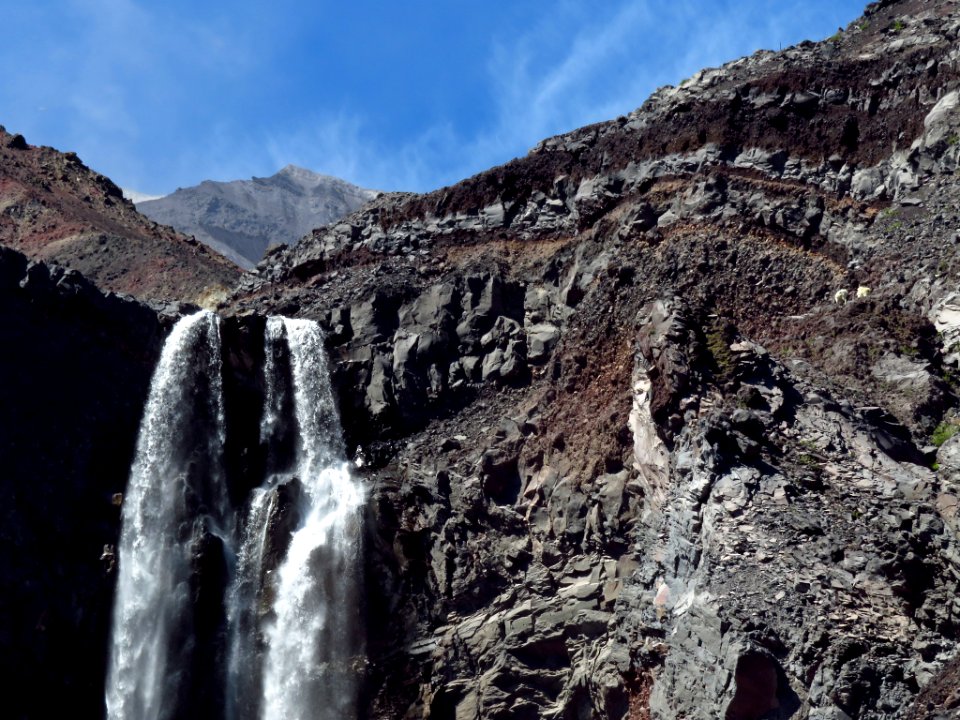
top-left (0, 246), bottom-right (165, 719)
top-left (223, 1), bottom-right (960, 717)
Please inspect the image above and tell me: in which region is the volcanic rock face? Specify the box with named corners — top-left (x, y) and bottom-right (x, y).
top-left (6, 0), bottom-right (960, 718)
top-left (137, 165), bottom-right (378, 270)
top-left (0, 127), bottom-right (240, 304)
top-left (223, 1), bottom-right (960, 717)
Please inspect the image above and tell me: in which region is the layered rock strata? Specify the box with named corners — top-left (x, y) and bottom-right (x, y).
top-left (225, 1), bottom-right (960, 717)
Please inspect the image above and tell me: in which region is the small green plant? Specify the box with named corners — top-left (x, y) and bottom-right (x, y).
top-left (892, 19), bottom-right (905, 32)
top-left (883, 207), bottom-right (899, 218)
top-left (797, 452), bottom-right (819, 468)
top-left (931, 421), bottom-right (960, 447)
top-left (705, 320), bottom-right (736, 382)
top-left (948, 135), bottom-right (959, 147)
top-left (829, 31), bottom-right (843, 42)
top-left (942, 367), bottom-right (960, 392)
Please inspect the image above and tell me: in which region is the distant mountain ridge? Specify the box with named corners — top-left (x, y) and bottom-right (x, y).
top-left (137, 165), bottom-right (378, 269)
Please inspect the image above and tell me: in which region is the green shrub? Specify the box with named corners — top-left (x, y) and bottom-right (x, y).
top-left (705, 321), bottom-right (735, 382)
top-left (932, 421), bottom-right (959, 447)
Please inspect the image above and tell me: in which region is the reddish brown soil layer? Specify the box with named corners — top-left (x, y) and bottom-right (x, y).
top-left (0, 128), bottom-right (240, 303)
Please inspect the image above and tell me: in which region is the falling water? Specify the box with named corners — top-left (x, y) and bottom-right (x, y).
top-left (225, 486), bottom-right (272, 720)
top-left (105, 311), bottom-right (231, 720)
top-left (228, 317), bottom-right (364, 720)
top-left (258, 317), bottom-right (364, 720)
top-left (107, 313), bottom-right (362, 720)
top-left (226, 316), bottom-right (295, 720)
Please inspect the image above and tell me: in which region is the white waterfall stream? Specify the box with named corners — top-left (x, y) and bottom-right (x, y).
top-left (105, 311), bottom-right (230, 720)
top-left (258, 318), bottom-right (363, 720)
top-left (106, 312), bottom-right (363, 720)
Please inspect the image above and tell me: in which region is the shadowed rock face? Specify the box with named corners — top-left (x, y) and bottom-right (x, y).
top-left (137, 166), bottom-right (378, 270)
top-left (0, 246), bottom-right (166, 720)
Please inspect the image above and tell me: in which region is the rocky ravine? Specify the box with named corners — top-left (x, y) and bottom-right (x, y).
top-left (137, 165), bottom-right (378, 270)
top-left (224, 0), bottom-right (960, 717)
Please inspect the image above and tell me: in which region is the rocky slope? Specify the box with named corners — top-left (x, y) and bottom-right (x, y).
top-left (220, 0), bottom-right (960, 717)
top-left (137, 165), bottom-right (378, 269)
top-left (0, 127), bottom-right (240, 304)
top-left (6, 0), bottom-right (960, 718)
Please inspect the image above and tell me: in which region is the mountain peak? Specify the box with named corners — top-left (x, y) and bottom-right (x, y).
top-left (271, 164), bottom-right (335, 188)
top-left (136, 168), bottom-right (378, 268)
top-left (275, 163), bottom-right (318, 180)
top-left (277, 163), bottom-right (311, 175)
top-left (272, 163), bottom-right (361, 190)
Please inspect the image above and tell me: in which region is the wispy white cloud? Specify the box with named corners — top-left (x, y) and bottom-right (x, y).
top-left (483, 2), bottom-right (656, 143)
top-left (0, 0), bottom-right (265, 192)
top-left (1, 0), bottom-right (866, 195)
top-left (367, 0), bottom-right (863, 191)
top-left (258, 113), bottom-right (457, 192)
top-left (249, 3), bottom-right (670, 192)
top-left (255, 1), bottom-right (742, 192)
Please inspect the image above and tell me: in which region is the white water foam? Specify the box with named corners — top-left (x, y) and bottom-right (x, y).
top-left (105, 311), bottom-right (229, 720)
top-left (258, 318), bottom-right (364, 720)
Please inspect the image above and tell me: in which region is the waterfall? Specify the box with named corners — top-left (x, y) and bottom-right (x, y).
top-left (107, 312), bottom-right (363, 720)
top-left (227, 317), bottom-right (364, 720)
top-left (257, 318), bottom-right (364, 720)
top-left (226, 317), bottom-right (289, 720)
top-left (105, 310), bottom-right (230, 720)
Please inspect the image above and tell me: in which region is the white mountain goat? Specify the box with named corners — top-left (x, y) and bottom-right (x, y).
top-left (856, 285), bottom-right (871, 298)
top-left (834, 288), bottom-right (849, 304)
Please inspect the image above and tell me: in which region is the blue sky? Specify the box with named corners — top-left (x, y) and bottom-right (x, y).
top-left (1, 0), bottom-right (866, 195)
